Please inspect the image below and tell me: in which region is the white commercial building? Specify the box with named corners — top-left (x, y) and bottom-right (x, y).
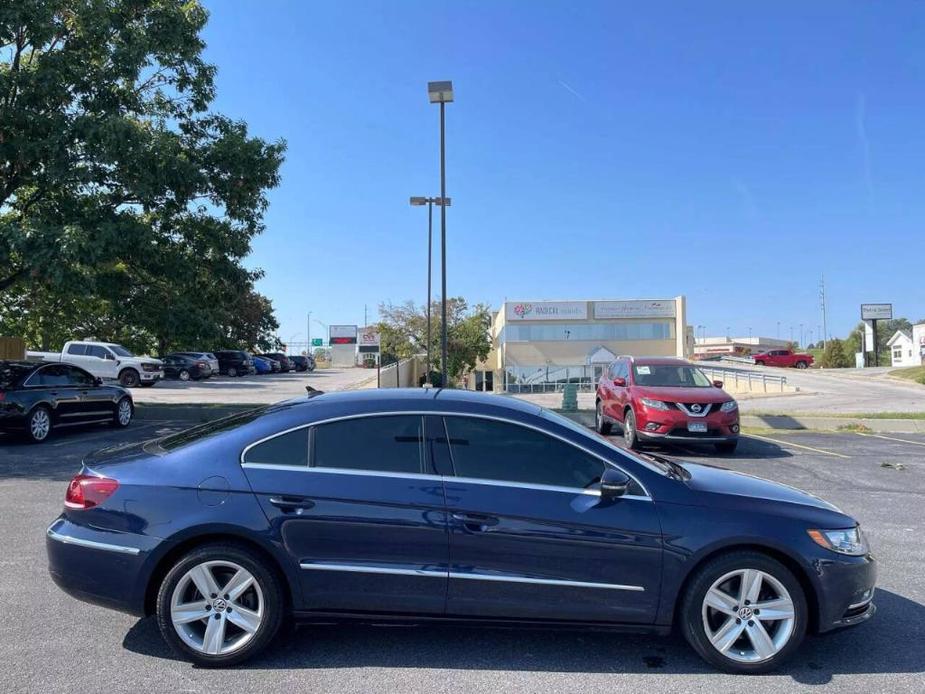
top-left (888, 323), bottom-right (925, 367)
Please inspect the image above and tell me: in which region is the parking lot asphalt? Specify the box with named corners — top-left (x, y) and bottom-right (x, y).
top-left (2, 422), bottom-right (924, 693)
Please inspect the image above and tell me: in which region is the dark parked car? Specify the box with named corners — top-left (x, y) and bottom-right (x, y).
top-left (288, 355), bottom-right (314, 373)
top-left (258, 352), bottom-right (292, 372)
top-left (175, 352), bottom-right (220, 375)
top-left (46, 390), bottom-right (875, 672)
top-left (162, 354), bottom-right (212, 381)
top-left (213, 351), bottom-right (255, 377)
top-left (1, 361), bottom-right (133, 443)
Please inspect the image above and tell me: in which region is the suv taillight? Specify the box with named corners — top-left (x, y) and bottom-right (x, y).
top-left (65, 473), bottom-right (119, 510)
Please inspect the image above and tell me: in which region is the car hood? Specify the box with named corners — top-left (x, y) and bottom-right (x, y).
top-left (682, 462), bottom-right (840, 513)
top-left (633, 386), bottom-right (730, 403)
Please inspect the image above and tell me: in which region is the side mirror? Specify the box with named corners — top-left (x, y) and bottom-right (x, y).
top-left (104, 353), bottom-right (115, 360)
top-left (713, 380), bottom-right (724, 388)
top-left (95, 377), bottom-right (103, 386)
top-left (612, 377), bottom-right (627, 387)
top-left (600, 468), bottom-right (631, 499)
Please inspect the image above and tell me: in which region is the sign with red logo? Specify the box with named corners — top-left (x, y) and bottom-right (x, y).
top-left (329, 325), bottom-right (357, 345)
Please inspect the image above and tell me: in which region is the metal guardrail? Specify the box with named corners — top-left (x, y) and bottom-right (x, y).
top-left (697, 364), bottom-right (788, 392)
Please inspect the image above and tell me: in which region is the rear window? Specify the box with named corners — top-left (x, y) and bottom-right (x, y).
top-left (156, 407), bottom-right (270, 451)
top-left (0, 363), bottom-right (35, 388)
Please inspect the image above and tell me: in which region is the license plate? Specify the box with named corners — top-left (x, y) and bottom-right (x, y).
top-left (687, 422), bottom-right (708, 433)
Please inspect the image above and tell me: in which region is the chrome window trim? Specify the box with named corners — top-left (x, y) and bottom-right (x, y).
top-left (239, 410), bottom-right (651, 499)
top-left (46, 525), bottom-right (141, 556)
top-left (298, 561), bottom-right (644, 592)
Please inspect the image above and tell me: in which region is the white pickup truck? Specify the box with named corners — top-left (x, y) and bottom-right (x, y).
top-left (27, 340), bottom-right (164, 388)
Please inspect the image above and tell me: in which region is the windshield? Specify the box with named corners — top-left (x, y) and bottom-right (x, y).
top-left (633, 364), bottom-right (712, 388)
top-left (108, 344), bottom-right (135, 357)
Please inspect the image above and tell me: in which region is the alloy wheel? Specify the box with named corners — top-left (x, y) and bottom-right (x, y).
top-left (117, 399), bottom-right (132, 426)
top-left (170, 560), bottom-right (264, 656)
top-left (30, 409), bottom-right (50, 441)
top-left (179, 369), bottom-right (190, 381)
top-left (624, 411), bottom-right (635, 446)
top-left (701, 568), bottom-right (796, 664)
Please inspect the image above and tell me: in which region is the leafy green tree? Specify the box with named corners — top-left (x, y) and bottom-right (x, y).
top-left (378, 298), bottom-right (492, 385)
top-left (0, 1), bottom-right (284, 351)
top-left (820, 338), bottom-right (851, 368)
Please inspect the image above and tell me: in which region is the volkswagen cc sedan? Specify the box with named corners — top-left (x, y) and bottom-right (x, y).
top-left (46, 389), bottom-right (875, 672)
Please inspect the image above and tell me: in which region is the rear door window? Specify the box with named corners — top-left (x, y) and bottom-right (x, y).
top-left (66, 344), bottom-right (87, 356)
top-left (243, 428), bottom-right (309, 467)
top-left (311, 415), bottom-right (424, 474)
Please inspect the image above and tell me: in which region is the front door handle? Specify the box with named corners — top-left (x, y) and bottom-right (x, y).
top-left (269, 496), bottom-right (314, 512)
top-left (452, 512), bottom-right (499, 532)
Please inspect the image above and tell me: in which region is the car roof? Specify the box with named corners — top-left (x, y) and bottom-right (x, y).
top-left (622, 356), bottom-right (692, 367)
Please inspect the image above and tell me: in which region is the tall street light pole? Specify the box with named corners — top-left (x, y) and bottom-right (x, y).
top-left (428, 80), bottom-right (453, 387)
top-left (411, 196), bottom-right (451, 385)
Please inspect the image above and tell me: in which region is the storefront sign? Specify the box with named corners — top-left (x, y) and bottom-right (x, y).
top-left (329, 324), bottom-right (357, 345)
top-left (505, 301), bottom-right (587, 321)
top-left (358, 327), bottom-right (380, 353)
top-left (593, 300), bottom-right (676, 319)
top-left (861, 303), bottom-right (892, 321)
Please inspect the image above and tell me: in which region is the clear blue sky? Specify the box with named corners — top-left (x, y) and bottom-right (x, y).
top-left (201, 1), bottom-right (925, 346)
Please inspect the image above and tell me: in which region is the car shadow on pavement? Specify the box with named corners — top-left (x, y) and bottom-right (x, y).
top-left (122, 589), bottom-right (922, 682)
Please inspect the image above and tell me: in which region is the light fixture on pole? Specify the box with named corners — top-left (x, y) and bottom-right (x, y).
top-left (428, 80), bottom-right (453, 387)
top-left (410, 196), bottom-right (451, 385)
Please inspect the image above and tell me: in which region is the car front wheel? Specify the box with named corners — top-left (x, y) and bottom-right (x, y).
top-left (119, 369), bottom-right (140, 388)
top-left (795, 361), bottom-right (808, 369)
top-left (623, 409), bottom-right (639, 449)
top-left (596, 400), bottom-right (612, 435)
top-left (227, 366), bottom-right (238, 377)
top-left (681, 551), bottom-right (807, 674)
top-left (156, 543), bottom-right (283, 667)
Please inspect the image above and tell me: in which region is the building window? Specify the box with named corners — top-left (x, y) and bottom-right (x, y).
top-left (894, 348), bottom-right (902, 360)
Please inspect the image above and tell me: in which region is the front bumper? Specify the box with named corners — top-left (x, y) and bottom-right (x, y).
top-left (815, 552), bottom-right (878, 633)
top-left (635, 406), bottom-right (739, 444)
top-left (46, 517), bottom-right (157, 616)
top-left (140, 369), bottom-right (163, 382)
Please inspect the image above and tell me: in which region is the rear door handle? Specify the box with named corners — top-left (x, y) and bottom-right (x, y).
top-left (269, 496), bottom-right (314, 511)
top-left (452, 512), bottom-right (499, 532)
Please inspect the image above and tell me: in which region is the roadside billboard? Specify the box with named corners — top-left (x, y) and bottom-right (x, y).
top-left (861, 304), bottom-right (892, 321)
top-left (329, 325), bottom-right (357, 345)
top-left (358, 327), bottom-right (380, 354)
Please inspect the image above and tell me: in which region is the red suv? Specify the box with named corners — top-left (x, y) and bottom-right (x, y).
top-left (595, 356), bottom-right (740, 453)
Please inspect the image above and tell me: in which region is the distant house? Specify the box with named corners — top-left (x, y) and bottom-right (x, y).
top-left (888, 324), bottom-right (925, 367)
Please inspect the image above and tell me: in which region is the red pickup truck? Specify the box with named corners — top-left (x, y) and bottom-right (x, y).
top-left (752, 349), bottom-right (813, 369)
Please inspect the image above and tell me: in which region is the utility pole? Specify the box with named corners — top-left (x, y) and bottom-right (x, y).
top-left (819, 273), bottom-right (828, 349)
top-left (307, 312), bottom-right (311, 355)
top-left (364, 304), bottom-right (368, 329)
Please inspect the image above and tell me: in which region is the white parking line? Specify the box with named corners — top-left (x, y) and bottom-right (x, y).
top-left (744, 433), bottom-right (851, 459)
top-left (855, 432), bottom-right (925, 447)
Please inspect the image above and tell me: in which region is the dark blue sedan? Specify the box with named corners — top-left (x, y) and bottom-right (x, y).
top-left (46, 389), bottom-right (876, 672)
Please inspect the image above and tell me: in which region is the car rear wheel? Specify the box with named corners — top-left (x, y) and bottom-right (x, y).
top-left (179, 369), bottom-right (191, 381)
top-left (113, 397), bottom-right (133, 428)
top-left (119, 369), bottom-right (140, 388)
top-left (681, 551), bottom-right (807, 674)
top-left (623, 409), bottom-right (639, 449)
top-left (715, 441), bottom-right (738, 454)
top-left (595, 401), bottom-right (612, 435)
top-left (227, 366), bottom-right (238, 377)
top-left (156, 543), bottom-right (283, 667)
top-left (795, 361), bottom-right (808, 369)
top-left (26, 406), bottom-right (52, 443)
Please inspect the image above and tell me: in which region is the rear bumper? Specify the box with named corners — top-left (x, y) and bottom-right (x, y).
top-left (46, 517), bottom-right (157, 617)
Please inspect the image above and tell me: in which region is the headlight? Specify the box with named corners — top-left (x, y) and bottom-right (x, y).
top-left (720, 400), bottom-right (738, 413)
top-left (640, 397), bottom-right (669, 411)
top-left (808, 527), bottom-right (868, 556)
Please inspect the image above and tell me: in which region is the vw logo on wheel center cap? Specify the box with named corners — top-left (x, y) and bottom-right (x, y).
top-left (737, 606), bottom-right (753, 620)
top-left (212, 598), bottom-right (228, 612)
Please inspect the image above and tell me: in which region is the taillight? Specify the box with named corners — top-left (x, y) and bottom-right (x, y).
top-left (0, 391), bottom-right (5, 402)
top-left (196, 362), bottom-right (207, 368)
top-left (65, 474), bottom-right (119, 510)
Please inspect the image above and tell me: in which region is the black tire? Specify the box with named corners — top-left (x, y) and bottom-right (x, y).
top-left (112, 397), bottom-right (133, 428)
top-left (26, 405), bottom-right (52, 443)
top-left (595, 400), bottom-right (612, 435)
top-left (156, 543), bottom-right (284, 668)
top-left (715, 441), bottom-right (738, 455)
top-left (680, 551), bottom-right (807, 674)
top-left (119, 369), bottom-right (141, 388)
top-left (227, 366), bottom-right (238, 377)
top-left (795, 361), bottom-right (808, 369)
top-left (179, 369), bottom-right (191, 382)
top-left (623, 409), bottom-right (639, 449)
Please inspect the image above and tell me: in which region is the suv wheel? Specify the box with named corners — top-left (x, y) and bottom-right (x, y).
top-left (156, 543), bottom-right (283, 667)
top-left (795, 361), bottom-right (809, 369)
top-left (227, 366), bottom-right (238, 377)
top-left (178, 369), bottom-right (191, 381)
top-left (681, 551), bottom-right (807, 674)
top-left (26, 406), bottom-right (52, 443)
top-left (119, 369), bottom-right (140, 388)
top-left (623, 409), bottom-right (639, 449)
top-left (596, 401), bottom-right (612, 435)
